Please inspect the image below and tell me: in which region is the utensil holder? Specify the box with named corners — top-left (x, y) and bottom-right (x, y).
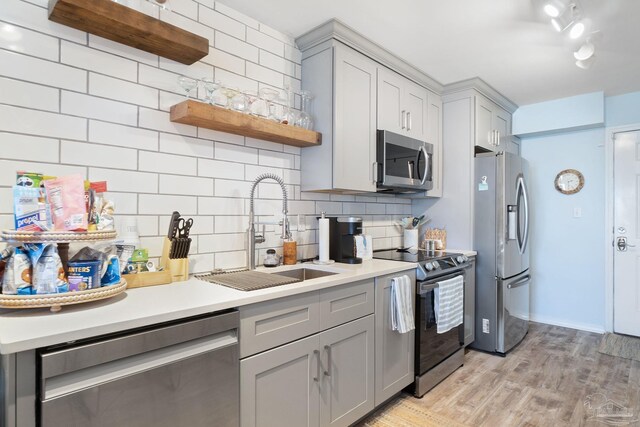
top-left (160, 237), bottom-right (190, 282)
top-left (404, 229), bottom-right (419, 249)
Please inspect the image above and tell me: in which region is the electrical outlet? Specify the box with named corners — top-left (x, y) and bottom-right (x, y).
top-left (482, 318), bottom-right (490, 334)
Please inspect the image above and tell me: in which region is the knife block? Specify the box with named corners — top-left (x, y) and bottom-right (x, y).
top-left (160, 237), bottom-right (190, 282)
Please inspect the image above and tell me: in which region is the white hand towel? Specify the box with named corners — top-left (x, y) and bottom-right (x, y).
top-left (434, 275), bottom-right (464, 334)
top-left (390, 275), bottom-right (415, 334)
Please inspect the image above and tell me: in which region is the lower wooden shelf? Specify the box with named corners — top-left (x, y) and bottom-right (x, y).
top-left (170, 100), bottom-right (322, 148)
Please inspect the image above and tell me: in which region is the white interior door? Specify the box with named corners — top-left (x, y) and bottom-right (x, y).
top-left (614, 130), bottom-right (640, 337)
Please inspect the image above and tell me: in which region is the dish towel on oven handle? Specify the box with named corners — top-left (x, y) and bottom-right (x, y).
top-left (390, 275), bottom-right (415, 334)
top-left (434, 275), bottom-right (464, 334)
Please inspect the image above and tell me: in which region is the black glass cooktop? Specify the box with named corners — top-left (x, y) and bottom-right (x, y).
top-left (372, 248), bottom-right (462, 265)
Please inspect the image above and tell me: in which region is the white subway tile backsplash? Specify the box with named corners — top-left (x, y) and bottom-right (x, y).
top-left (61, 41), bottom-right (138, 82)
top-left (247, 28), bottom-right (284, 56)
top-left (159, 57), bottom-right (214, 81)
top-left (0, 133), bottom-right (59, 163)
top-left (159, 175), bottom-right (214, 196)
top-left (139, 108), bottom-right (197, 136)
top-left (139, 194), bottom-right (197, 215)
top-left (0, 0), bottom-right (87, 43)
top-left (62, 141), bottom-right (138, 169)
top-left (215, 250), bottom-right (246, 269)
top-left (0, 105), bottom-right (86, 140)
top-left (215, 179), bottom-right (251, 198)
top-left (104, 191), bottom-right (138, 214)
top-left (89, 167), bottom-right (158, 193)
top-left (62, 91), bottom-right (138, 126)
top-left (139, 151), bottom-right (197, 175)
top-left (215, 142), bottom-right (258, 164)
top-left (0, 23), bottom-right (59, 61)
top-left (0, 0), bottom-right (403, 274)
top-left (246, 62), bottom-right (283, 88)
top-left (139, 236), bottom-right (166, 257)
top-left (89, 121), bottom-right (159, 151)
top-left (0, 76), bottom-right (59, 112)
top-left (215, 31), bottom-right (258, 62)
top-left (160, 133), bottom-right (214, 158)
top-left (214, 2), bottom-right (259, 29)
top-left (88, 35), bottom-right (159, 67)
top-left (199, 7), bottom-right (246, 40)
top-left (200, 48), bottom-right (245, 76)
top-left (199, 233), bottom-right (245, 253)
top-left (0, 50), bottom-right (87, 92)
top-left (160, 9), bottom-right (214, 41)
top-left (215, 216), bottom-right (248, 233)
top-left (198, 196), bottom-right (244, 215)
top-left (89, 73), bottom-right (159, 109)
top-left (259, 151), bottom-right (294, 168)
top-left (198, 158), bottom-right (245, 180)
top-left (0, 160), bottom-right (85, 187)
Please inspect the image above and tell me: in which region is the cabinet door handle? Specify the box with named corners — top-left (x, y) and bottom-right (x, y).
top-left (401, 110), bottom-right (406, 129)
top-left (313, 349), bottom-right (320, 382)
top-left (407, 111), bottom-right (412, 131)
top-left (487, 130), bottom-right (493, 145)
top-left (496, 131), bottom-right (500, 146)
top-left (323, 345), bottom-right (332, 377)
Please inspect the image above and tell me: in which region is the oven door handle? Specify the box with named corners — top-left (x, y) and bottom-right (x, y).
top-left (417, 269), bottom-right (468, 295)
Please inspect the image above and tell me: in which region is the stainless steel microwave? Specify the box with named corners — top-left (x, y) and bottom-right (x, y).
top-left (375, 130), bottom-right (433, 193)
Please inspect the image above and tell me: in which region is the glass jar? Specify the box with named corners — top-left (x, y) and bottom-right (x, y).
top-left (295, 90), bottom-right (314, 130)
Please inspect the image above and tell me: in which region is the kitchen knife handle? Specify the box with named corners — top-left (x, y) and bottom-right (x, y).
top-left (168, 211), bottom-right (180, 239)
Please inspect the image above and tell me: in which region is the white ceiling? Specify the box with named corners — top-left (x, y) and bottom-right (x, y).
top-left (219, 0), bottom-right (640, 106)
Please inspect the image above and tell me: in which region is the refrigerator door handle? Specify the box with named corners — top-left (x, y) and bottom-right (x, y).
top-left (516, 175), bottom-right (530, 254)
top-left (507, 274), bottom-right (531, 289)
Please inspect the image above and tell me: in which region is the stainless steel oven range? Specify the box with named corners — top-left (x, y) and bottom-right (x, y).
top-left (373, 248), bottom-right (470, 397)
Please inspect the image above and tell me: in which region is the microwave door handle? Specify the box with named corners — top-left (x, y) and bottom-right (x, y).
top-left (419, 146), bottom-right (430, 185)
top-left (408, 160), bottom-right (414, 180)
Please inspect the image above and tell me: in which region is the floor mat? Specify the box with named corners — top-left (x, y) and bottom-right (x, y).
top-left (599, 333), bottom-right (640, 362)
top-left (357, 395), bottom-right (470, 427)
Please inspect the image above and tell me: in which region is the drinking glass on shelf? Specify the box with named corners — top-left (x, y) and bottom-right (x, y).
top-left (245, 91), bottom-right (267, 117)
top-left (258, 88), bottom-right (281, 122)
top-left (295, 90), bottom-right (314, 130)
top-left (200, 78), bottom-right (219, 105)
top-left (177, 76), bottom-right (197, 99)
top-left (219, 86), bottom-right (240, 109)
top-left (280, 85), bottom-right (296, 125)
top-left (230, 92), bottom-right (248, 112)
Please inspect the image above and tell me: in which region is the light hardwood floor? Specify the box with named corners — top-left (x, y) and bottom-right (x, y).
top-left (360, 322), bottom-right (640, 426)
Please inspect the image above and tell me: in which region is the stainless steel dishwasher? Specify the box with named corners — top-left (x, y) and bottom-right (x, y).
top-left (37, 310), bottom-right (239, 427)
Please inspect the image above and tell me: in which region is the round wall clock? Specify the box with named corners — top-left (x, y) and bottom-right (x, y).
top-left (554, 169), bottom-right (584, 195)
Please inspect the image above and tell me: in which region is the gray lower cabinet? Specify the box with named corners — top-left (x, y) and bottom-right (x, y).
top-left (374, 270), bottom-right (416, 406)
top-left (240, 315), bottom-right (375, 427)
top-left (464, 257), bottom-right (476, 346)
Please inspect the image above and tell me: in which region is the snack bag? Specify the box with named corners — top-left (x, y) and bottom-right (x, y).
top-left (13, 186), bottom-right (44, 231)
top-left (2, 248), bottom-right (32, 295)
top-left (32, 244), bottom-right (68, 294)
top-left (44, 175), bottom-right (88, 231)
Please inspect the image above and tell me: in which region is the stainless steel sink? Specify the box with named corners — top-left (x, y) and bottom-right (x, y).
top-left (272, 268), bottom-right (337, 281)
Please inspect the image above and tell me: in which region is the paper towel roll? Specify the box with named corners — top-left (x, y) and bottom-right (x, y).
top-left (319, 215), bottom-right (330, 262)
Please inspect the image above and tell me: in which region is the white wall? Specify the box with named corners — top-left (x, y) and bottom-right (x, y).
top-left (521, 128), bottom-right (606, 332)
top-left (0, 0), bottom-right (409, 272)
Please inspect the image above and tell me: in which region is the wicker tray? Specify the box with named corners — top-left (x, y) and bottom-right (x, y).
top-left (0, 280), bottom-right (127, 312)
top-left (1, 229), bottom-right (117, 244)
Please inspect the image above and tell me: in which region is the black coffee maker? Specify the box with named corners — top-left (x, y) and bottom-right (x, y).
top-left (328, 217), bottom-right (363, 264)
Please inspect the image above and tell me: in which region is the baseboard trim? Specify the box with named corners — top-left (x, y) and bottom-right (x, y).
top-left (529, 314), bottom-right (605, 334)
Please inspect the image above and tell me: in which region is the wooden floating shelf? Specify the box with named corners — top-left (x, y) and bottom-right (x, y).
top-left (170, 100), bottom-right (322, 148)
top-left (48, 0), bottom-right (209, 65)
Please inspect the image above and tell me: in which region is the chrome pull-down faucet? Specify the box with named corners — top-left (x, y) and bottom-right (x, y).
top-left (247, 173), bottom-right (289, 270)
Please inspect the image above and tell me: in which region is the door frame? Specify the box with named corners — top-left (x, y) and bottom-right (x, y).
top-left (605, 123), bottom-right (640, 332)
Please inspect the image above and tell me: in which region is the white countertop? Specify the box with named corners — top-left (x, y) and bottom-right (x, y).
top-left (0, 259), bottom-right (416, 355)
top-left (447, 249), bottom-right (477, 257)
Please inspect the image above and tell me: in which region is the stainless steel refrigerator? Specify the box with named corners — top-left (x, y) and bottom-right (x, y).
top-left (472, 152), bottom-right (531, 355)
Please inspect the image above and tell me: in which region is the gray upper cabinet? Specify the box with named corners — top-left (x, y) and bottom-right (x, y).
top-left (377, 67), bottom-right (428, 141)
top-left (374, 270), bottom-right (416, 406)
top-left (300, 41), bottom-right (378, 193)
top-left (475, 94), bottom-right (512, 153)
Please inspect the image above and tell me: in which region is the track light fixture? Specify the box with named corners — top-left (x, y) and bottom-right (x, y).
top-left (540, 1), bottom-right (600, 69)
